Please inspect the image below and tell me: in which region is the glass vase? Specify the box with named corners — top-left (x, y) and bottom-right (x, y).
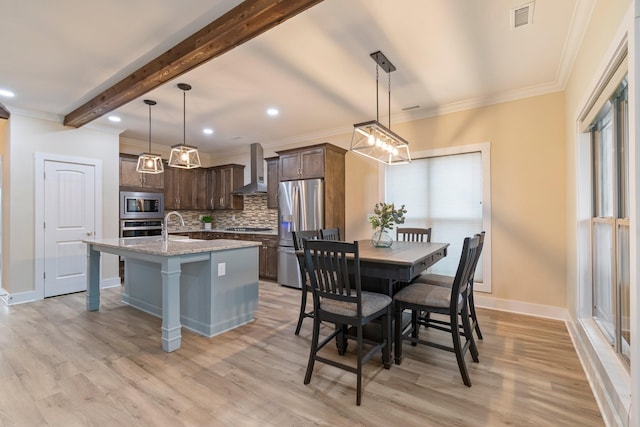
top-left (371, 230), bottom-right (393, 248)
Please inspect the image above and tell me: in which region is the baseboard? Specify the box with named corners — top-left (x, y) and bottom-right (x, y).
top-left (474, 294), bottom-right (569, 321)
top-left (100, 277), bottom-right (121, 289)
top-left (0, 289), bottom-right (39, 305)
top-left (1, 276), bottom-right (121, 306)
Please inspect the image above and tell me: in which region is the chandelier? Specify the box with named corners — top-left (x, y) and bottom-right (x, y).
top-left (136, 99), bottom-right (164, 174)
top-left (350, 51), bottom-right (411, 165)
top-left (168, 83), bottom-right (201, 169)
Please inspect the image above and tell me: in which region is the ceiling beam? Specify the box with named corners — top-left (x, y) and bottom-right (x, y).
top-left (63, 0), bottom-right (324, 128)
top-left (0, 103), bottom-right (9, 120)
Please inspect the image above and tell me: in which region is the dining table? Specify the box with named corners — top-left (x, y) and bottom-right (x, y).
top-left (355, 239), bottom-right (449, 296)
top-left (327, 239), bottom-right (450, 354)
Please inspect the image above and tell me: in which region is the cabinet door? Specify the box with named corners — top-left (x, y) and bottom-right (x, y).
top-left (299, 148), bottom-right (324, 179)
top-left (120, 157), bottom-right (143, 187)
top-left (144, 170), bottom-right (164, 189)
top-left (192, 168), bottom-right (210, 210)
top-left (213, 168), bottom-right (225, 209)
top-left (164, 165), bottom-right (179, 209)
top-left (260, 236), bottom-right (278, 280)
top-left (279, 152), bottom-right (302, 181)
top-left (120, 156), bottom-right (165, 189)
top-left (213, 166), bottom-right (244, 210)
top-left (266, 158), bottom-right (279, 209)
top-left (178, 169), bottom-right (194, 209)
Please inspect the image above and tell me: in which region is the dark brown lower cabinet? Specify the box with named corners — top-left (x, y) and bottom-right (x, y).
top-left (192, 231), bottom-right (277, 280)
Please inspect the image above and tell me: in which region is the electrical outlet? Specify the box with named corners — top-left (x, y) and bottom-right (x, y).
top-left (218, 263), bottom-right (226, 276)
top-left (199, 215), bottom-right (204, 221)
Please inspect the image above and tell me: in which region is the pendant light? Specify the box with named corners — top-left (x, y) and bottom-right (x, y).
top-left (136, 99), bottom-right (164, 174)
top-left (168, 83), bottom-right (201, 169)
top-left (350, 51), bottom-right (411, 165)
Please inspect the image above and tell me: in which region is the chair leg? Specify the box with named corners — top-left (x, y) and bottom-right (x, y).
top-left (450, 309), bottom-right (472, 387)
top-left (468, 290), bottom-right (483, 340)
top-left (410, 310), bottom-right (419, 346)
top-left (462, 305), bottom-right (479, 362)
top-left (356, 324), bottom-right (363, 406)
top-left (382, 309), bottom-right (392, 369)
top-left (295, 285), bottom-right (309, 335)
top-left (394, 302), bottom-right (404, 365)
top-left (304, 313), bottom-right (321, 385)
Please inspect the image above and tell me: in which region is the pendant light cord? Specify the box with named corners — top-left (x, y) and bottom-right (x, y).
top-left (183, 90), bottom-right (186, 145)
top-left (376, 64), bottom-right (379, 123)
top-left (388, 72), bottom-right (391, 129)
top-left (148, 103), bottom-right (152, 152)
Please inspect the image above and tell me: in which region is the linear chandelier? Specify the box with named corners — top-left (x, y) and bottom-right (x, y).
top-left (168, 83), bottom-right (201, 169)
top-left (350, 51), bottom-right (411, 165)
top-left (136, 99), bottom-right (164, 174)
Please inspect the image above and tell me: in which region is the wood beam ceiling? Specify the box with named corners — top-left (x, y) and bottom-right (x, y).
top-left (63, 0), bottom-right (324, 128)
top-left (0, 103), bottom-right (9, 120)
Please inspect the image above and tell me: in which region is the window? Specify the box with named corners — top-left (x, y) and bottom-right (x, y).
top-left (590, 77), bottom-right (630, 363)
top-left (385, 145), bottom-right (491, 292)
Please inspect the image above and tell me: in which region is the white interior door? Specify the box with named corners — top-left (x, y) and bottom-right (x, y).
top-left (43, 160), bottom-right (95, 297)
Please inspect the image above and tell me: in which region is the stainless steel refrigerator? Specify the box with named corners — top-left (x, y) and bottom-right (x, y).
top-left (277, 179), bottom-right (324, 288)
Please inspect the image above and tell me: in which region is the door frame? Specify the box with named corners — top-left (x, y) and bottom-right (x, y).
top-left (34, 152), bottom-right (103, 300)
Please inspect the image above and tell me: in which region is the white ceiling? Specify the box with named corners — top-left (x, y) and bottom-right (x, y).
top-left (1, 0), bottom-right (591, 155)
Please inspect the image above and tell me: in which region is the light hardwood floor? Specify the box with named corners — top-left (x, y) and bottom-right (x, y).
top-left (0, 281), bottom-right (603, 426)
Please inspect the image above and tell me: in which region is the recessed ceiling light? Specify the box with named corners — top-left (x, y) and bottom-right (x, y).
top-left (0, 89), bottom-right (15, 98)
top-left (266, 108), bottom-right (279, 117)
top-left (108, 116), bottom-right (121, 123)
top-left (203, 128), bottom-right (214, 135)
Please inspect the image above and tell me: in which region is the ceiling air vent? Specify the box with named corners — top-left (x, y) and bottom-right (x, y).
top-left (511, 2), bottom-right (534, 29)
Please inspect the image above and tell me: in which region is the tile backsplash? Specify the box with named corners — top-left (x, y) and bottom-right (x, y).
top-left (165, 194), bottom-right (278, 230)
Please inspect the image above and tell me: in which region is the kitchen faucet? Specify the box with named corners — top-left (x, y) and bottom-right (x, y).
top-left (163, 211), bottom-right (185, 241)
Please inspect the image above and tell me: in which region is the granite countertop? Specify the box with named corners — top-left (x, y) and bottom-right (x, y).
top-left (84, 236), bottom-right (261, 256)
top-left (167, 227), bottom-right (278, 236)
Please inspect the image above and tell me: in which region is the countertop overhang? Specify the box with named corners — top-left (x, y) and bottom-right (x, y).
top-left (84, 236), bottom-right (261, 256)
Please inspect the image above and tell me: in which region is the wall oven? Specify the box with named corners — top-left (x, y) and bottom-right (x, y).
top-left (120, 219), bottom-right (163, 238)
top-left (120, 191), bottom-right (164, 220)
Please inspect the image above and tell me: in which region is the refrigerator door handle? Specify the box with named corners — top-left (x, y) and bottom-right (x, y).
top-left (292, 184), bottom-right (300, 232)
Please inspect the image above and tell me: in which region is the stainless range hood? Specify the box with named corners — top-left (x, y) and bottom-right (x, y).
top-left (232, 143), bottom-right (268, 194)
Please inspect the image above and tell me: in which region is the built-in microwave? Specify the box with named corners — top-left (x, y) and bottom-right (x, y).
top-left (120, 191), bottom-right (164, 219)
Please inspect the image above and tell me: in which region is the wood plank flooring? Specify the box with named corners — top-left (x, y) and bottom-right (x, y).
top-left (0, 282), bottom-right (603, 426)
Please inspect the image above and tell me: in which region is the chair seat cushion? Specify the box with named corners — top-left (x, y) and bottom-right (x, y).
top-left (321, 291), bottom-right (392, 317)
top-left (411, 272), bottom-right (453, 287)
top-left (394, 282), bottom-right (453, 308)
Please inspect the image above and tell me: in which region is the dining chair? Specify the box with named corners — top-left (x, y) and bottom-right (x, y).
top-left (291, 229), bottom-right (320, 335)
top-left (303, 239), bottom-right (392, 406)
top-left (393, 235), bottom-right (480, 387)
top-left (412, 231), bottom-right (485, 339)
top-left (396, 227), bottom-right (432, 242)
top-left (319, 227), bottom-right (341, 241)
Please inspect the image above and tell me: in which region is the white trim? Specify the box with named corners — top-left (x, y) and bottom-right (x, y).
top-left (34, 152), bottom-right (103, 301)
top-left (100, 277), bottom-right (121, 289)
top-left (474, 294), bottom-right (568, 321)
top-left (406, 142), bottom-right (492, 294)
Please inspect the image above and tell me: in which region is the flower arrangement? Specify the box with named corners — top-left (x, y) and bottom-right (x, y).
top-left (369, 202), bottom-right (407, 247)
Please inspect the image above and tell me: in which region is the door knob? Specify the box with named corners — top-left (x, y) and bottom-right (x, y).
top-left (86, 231), bottom-right (93, 236)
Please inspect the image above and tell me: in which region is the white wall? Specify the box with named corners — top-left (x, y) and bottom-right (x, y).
top-left (4, 112), bottom-right (121, 299)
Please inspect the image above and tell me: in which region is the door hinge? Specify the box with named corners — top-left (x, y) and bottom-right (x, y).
top-left (43, 272), bottom-right (46, 280)
top-left (43, 171), bottom-right (46, 180)
top-left (43, 222), bottom-right (45, 229)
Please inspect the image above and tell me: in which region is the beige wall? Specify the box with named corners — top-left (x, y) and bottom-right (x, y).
top-left (6, 113), bottom-right (121, 295)
top-left (262, 92), bottom-right (566, 308)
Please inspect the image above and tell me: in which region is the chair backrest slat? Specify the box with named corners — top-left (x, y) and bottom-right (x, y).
top-left (396, 227), bottom-right (431, 242)
top-left (320, 227), bottom-right (342, 241)
top-left (305, 240), bottom-right (361, 315)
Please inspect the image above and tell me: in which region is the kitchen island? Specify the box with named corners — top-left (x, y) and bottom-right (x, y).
top-left (85, 236), bottom-right (261, 352)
